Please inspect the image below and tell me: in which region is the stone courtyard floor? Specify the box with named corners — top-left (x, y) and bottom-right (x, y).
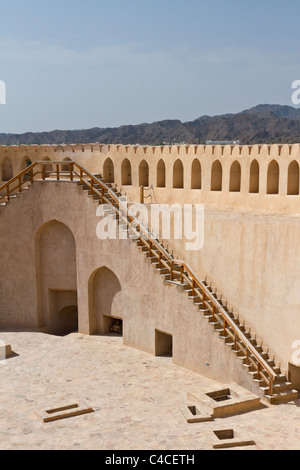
top-left (0, 331), bottom-right (300, 450)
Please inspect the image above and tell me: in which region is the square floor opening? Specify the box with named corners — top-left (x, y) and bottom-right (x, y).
top-left (206, 388), bottom-right (232, 403)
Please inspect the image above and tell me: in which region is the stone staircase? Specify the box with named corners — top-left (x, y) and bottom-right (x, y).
top-left (0, 162), bottom-right (299, 404)
top-left (77, 176), bottom-right (299, 405)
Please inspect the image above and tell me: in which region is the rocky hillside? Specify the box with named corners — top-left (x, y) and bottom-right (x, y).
top-left (1, 104), bottom-right (300, 146)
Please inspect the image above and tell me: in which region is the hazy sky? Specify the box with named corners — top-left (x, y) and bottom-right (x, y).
top-left (0, 0), bottom-right (300, 133)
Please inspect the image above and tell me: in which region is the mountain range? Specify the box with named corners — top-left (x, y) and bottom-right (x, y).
top-left (1, 104), bottom-right (300, 146)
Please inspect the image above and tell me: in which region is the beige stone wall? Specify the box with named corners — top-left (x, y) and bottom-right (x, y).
top-left (1, 142), bottom-right (300, 373)
top-left (0, 181), bottom-right (261, 394)
top-left (1, 142), bottom-right (300, 213)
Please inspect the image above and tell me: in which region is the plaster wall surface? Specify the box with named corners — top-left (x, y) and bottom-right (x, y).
top-left (0, 181), bottom-right (262, 394)
top-left (1, 142), bottom-right (300, 375)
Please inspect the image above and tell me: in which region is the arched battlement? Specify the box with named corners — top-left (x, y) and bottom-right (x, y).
top-left (1, 142), bottom-right (300, 210)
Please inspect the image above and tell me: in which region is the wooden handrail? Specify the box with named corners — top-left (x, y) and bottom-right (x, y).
top-left (0, 160), bottom-right (276, 395)
top-left (170, 258), bottom-right (276, 391)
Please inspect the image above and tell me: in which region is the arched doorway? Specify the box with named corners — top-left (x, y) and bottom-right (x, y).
top-left (211, 160), bottom-right (222, 191)
top-left (88, 266), bottom-right (122, 335)
top-left (249, 160), bottom-right (260, 193)
top-left (173, 159), bottom-right (184, 189)
top-left (57, 305), bottom-right (78, 336)
top-left (1, 157), bottom-right (13, 181)
top-left (191, 159), bottom-right (201, 189)
top-left (157, 159), bottom-right (166, 188)
top-left (22, 157), bottom-right (32, 181)
top-left (267, 160), bottom-right (279, 194)
top-left (35, 220), bottom-right (77, 335)
top-left (139, 160), bottom-right (149, 187)
top-left (103, 158), bottom-right (114, 183)
top-left (42, 157), bottom-right (53, 177)
top-left (229, 161), bottom-right (241, 192)
top-left (121, 159), bottom-right (132, 186)
top-left (62, 158), bottom-right (72, 172)
top-left (287, 161), bottom-right (299, 195)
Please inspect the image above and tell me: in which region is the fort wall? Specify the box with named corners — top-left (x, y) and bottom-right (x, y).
top-left (0, 181), bottom-right (259, 394)
top-left (1, 143), bottom-right (300, 213)
top-left (1, 143), bottom-right (300, 376)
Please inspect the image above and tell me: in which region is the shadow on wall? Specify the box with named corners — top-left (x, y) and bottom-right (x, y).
top-left (35, 219), bottom-right (78, 335)
top-left (88, 266), bottom-right (122, 335)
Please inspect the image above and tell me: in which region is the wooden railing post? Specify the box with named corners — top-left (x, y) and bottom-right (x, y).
top-left (192, 279), bottom-right (195, 297)
top-left (269, 376), bottom-right (273, 396)
top-left (56, 165), bottom-right (60, 181)
top-left (212, 305), bottom-right (216, 322)
top-left (42, 165), bottom-right (46, 181)
top-left (170, 263), bottom-right (173, 281)
top-left (6, 185), bottom-right (10, 202)
top-left (70, 164), bottom-right (74, 181)
top-left (101, 187), bottom-right (104, 204)
top-left (80, 169), bottom-right (83, 184)
top-left (30, 168), bottom-right (34, 184)
top-left (202, 290), bottom-right (206, 309)
top-left (223, 320), bottom-right (227, 337)
top-left (257, 362), bottom-right (261, 380)
top-left (180, 265), bottom-right (184, 284)
top-left (140, 185), bottom-right (144, 204)
top-left (159, 252), bottom-right (162, 269)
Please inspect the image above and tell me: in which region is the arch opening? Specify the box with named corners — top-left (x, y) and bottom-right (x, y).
top-left (249, 160), bottom-right (260, 194)
top-left (1, 157), bottom-right (13, 181)
top-left (62, 158), bottom-right (72, 172)
top-left (173, 159), bottom-right (184, 189)
top-left (211, 160), bottom-right (222, 191)
top-left (35, 220), bottom-right (77, 334)
top-left (267, 160), bottom-right (280, 195)
top-left (103, 158), bottom-right (114, 183)
top-left (57, 305), bottom-right (78, 336)
top-left (139, 160), bottom-right (149, 187)
top-left (157, 159), bottom-right (166, 188)
top-left (21, 157), bottom-right (32, 181)
top-left (121, 159), bottom-right (132, 186)
top-left (287, 161), bottom-right (299, 195)
top-left (88, 266), bottom-right (122, 335)
top-left (42, 157), bottom-right (53, 176)
top-left (229, 161), bottom-right (241, 192)
top-left (191, 159), bottom-right (201, 190)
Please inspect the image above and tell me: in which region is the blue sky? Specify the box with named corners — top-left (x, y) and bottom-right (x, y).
top-left (0, 0), bottom-right (300, 133)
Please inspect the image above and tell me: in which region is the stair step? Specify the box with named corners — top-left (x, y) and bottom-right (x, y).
top-left (164, 280), bottom-right (185, 287)
top-left (78, 179), bottom-right (294, 403)
top-left (260, 382), bottom-right (294, 394)
top-left (264, 390), bottom-right (299, 404)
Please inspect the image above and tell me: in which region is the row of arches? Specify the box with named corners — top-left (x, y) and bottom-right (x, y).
top-left (0, 156), bottom-right (74, 182)
top-left (36, 219), bottom-right (122, 336)
top-left (1, 155), bottom-right (300, 196)
top-left (107, 157), bottom-right (300, 195)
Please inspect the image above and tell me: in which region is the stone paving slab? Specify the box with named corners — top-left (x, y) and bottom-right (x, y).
top-left (0, 331), bottom-right (299, 450)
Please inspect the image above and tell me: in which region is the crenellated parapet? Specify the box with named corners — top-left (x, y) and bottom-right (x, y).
top-left (1, 143), bottom-right (300, 212)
